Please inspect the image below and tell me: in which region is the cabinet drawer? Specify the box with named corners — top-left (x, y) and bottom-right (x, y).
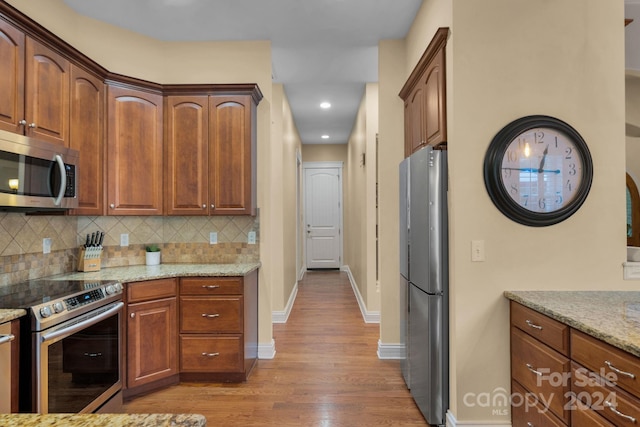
top-left (572, 398), bottom-right (614, 427)
top-left (511, 327), bottom-right (571, 424)
top-left (572, 329), bottom-right (640, 399)
top-left (180, 336), bottom-right (242, 372)
top-left (127, 278), bottom-right (177, 303)
top-left (180, 296), bottom-right (242, 333)
top-left (511, 381), bottom-right (566, 427)
top-left (511, 301), bottom-right (569, 356)
top-left (572, 361), bottom-right (640, 427)
top-left (180, 277), bottom-right (243, 295)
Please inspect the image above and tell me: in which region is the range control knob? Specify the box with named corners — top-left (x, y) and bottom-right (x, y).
top-left (52, 302), bottom-right (65, 313)
top-left (40, 306), bottom-right (52, 318)
top-left (105, 285), bottom-right (116, 295)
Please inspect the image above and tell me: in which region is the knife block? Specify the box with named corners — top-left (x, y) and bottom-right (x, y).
top-left (78, 247), bottom-right (102, 272)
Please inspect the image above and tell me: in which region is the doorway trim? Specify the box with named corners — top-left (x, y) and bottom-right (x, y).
top-left (302, 161), bottom-right (344, 270)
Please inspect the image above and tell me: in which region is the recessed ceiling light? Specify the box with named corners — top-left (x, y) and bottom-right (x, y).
top-left (321, 135), bottom-right (330, 139)
top-left (320, 102), bottom-right (331, 109)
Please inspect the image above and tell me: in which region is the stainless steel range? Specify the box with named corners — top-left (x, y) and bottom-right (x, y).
top-left (0, 279), bottom-right (124, 414)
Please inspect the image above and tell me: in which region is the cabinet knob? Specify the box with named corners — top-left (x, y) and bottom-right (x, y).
top-left (130, 313), bottom-right (135, 318)
top-left (202, 204), bottom-right (206, 209)
top-left (110, 203), bottom-right (115, 209)
top-left (18, 119), bottom-right (27, 126)
top-left (28, 123), bottom-right (37, 129)
top-left (210, 204), bottom-right (215, 209)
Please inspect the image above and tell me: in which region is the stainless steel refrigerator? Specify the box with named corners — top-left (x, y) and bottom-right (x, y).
top-left (399, 146), bottom-right (448, 426)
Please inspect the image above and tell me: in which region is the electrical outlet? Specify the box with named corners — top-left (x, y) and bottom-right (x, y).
top-left (209, 232), bottom-right (218, 245)
top-left (43, 238), bottom-right (52, 254)
top-left (120, 233), bottom-right (129, 247)
top-left (247, 231), bottom-right (256, 245)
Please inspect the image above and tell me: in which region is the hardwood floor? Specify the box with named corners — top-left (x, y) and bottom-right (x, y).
top-left (123, 270), bottom-right (427, 425)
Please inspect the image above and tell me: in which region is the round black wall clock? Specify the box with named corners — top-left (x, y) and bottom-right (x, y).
top-left (483, 115), bottom-right (593, 227)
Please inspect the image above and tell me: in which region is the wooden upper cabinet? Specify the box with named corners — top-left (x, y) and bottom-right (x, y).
top-left (423, 47), bottom-right (446, 147)
top-left (69, 65), bottom-right (105, 216)
top-left (165, 96), bottom-right (209, 215)
top-left (24, 37), bottom-right (70, 146)
top-left (209, 95), bottom-right (255, 216)
top-left (107, 85), bottom-right (163, 215)
top-left (0, 18), bottom-right (25, 135)
top-left (0, 19), bottom-right (70, 146)
top-left (399, 27), bottom-right (448, 157)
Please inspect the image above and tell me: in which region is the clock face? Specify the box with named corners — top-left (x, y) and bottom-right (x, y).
top-left (483, 115), bottom-right (593, 227)
top-left (500, 127), bottom-right (584, 213)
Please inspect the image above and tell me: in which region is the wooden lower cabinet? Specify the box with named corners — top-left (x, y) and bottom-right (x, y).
top-left (179, 271), bottom-right (258, 382)
top-left (510, 301), bottom-right (640, 427)
top-left (124, 279), bottom-right (178, 398)
top-left (123, 271), bottom-right (258, 398)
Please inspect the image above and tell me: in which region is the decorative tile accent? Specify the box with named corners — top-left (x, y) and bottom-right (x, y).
top-left (0, 213), bottom-right (260, 289)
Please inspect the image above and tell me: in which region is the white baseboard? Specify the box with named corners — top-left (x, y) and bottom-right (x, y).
top-left (272, 281), bottom-right (298, 323)
top-left (446, 411), bottom-right (511, 427)
top-left (258, 339), bottom-right (276, 359)
top-left (341, 265), bottom-right (380, 323)
top-left (377, 340), bottom-right (404, 360)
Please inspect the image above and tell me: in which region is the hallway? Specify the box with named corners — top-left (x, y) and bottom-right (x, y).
top-left (124, 270), bottom-right (427, 426)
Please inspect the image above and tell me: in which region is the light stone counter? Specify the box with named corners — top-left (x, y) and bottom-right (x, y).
top-left (0, 413), bottom-right (206, 426)
top-left (505, 291), bottom-right (640, 357)
top-left (49, 263), bottom-right (260, 283)
top-left (0, 308), bottom-right (26, 323)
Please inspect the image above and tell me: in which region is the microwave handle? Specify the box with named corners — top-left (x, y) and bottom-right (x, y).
top-left (53, 154), bottom-right (67, 206)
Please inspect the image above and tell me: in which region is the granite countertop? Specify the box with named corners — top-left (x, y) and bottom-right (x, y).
top-left (49, 262), bottom-right (260, 284)
top-left (0, 308), bottom-right (26, 323)
top-left (505, 290), bottom-right (640, 357)
top-left (0, 413), bottom-right (206, 426)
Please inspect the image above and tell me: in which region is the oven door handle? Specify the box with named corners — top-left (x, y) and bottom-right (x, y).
top-left (0, 334), bottom-right (14, 345)
top-left (40, 302), bottom-right (123, 343)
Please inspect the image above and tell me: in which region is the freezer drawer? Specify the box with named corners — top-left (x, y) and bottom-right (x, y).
top-left (409, 284), bottom-right (447, 425)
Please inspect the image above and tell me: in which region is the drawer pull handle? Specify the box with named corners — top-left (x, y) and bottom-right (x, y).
top-left (605, 360), bottom-right (636, 379)
top-left (526, 363), bottom-right (543, 376)
top-left (605, 400), bottom-right (637, 423)
top-left (202, 285), bottom-right (220, 290)
top-left (525, 320), bottom-right (543, 330)
top-left (201, 313), bottom-right (220, 318)
top-left (202, 352), bottom-right (220, 358)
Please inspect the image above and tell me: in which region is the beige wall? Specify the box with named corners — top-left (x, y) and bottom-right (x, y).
top-left (383, 0), bottom-right (627, 423)
top-left (7, 0), bottom-right (276, 349)
top-left (301, 144), bottom-right (348, 163)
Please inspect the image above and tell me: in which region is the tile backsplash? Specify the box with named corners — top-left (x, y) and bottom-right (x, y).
top-left (0, 212), bottom-right (259, 288)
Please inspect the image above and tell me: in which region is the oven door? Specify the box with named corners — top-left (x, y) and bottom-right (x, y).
top-left (34, 301), bottom-right (123, 414)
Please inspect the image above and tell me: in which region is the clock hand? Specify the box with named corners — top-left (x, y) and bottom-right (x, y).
top-left (502, 167), bottom-right (560, 174)
top-left (538, 145), bottom-right (549, 173)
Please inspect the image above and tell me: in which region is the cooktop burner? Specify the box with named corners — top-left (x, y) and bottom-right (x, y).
top-left (0, 279), bottom-right (123, 331)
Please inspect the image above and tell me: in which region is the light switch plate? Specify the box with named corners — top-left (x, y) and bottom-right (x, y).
top-left (248, 231), bottom-right (256, 245)
top-left (120, 233), bottom-right (129, 247)
top-left (43, 238), bottom-right (51, 254)
top-left (471, 240), bottom-right (485, 262)
top-left (209, 232), bottom-right (218, 245)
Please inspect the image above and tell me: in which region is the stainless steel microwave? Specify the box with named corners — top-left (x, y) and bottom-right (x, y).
top-left (0, 130), bottom-right (78, 211)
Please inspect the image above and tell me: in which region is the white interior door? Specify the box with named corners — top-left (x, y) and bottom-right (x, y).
top-left (304, 164), bottom-right (342, 269)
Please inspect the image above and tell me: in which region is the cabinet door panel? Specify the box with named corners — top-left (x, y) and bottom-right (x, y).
top-left (209, 95), bottom-right (253, 215)
top-left (408, 85), bottom-right (425, 155)
top-left (69, 66), bottom-right (104, 215)
top-left (25, 37), bottom-right (69, 146)
top-left (165, 96), bottom-right (208, 215)
top-left (0, 18), bottom-right (24, 134)
top-left (107, 85), bottom-right (163, 215)
top-left (127, 297), bottom-right (177, 388)
top-left (423, 48), bottom-right (446, 147)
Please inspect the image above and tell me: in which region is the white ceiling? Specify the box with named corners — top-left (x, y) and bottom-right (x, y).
top-left (62, 0), bottom-right (423, 145)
